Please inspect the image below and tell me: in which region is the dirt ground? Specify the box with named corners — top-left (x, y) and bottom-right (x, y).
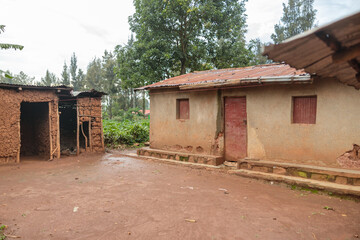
top-left (0, 150), bottom-right (359, 240)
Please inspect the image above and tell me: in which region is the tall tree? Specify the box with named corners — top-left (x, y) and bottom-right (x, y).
top-left (271, 0), bottom-right (317, 44)
top-left (70, 53), bottom-right (78, 84)
top-left (102, 51), bottom-right (119, 119)
top-left (85, 58), bottom-right (102, 90)
top-left (61, 62), bottom-right (70, 86)
top-left (128, 0), bottom-right (250, 77)
top-left (40, 70), bottom-right (58, 86)
top-left (75, 68), bottom-right (85, 91)
top-left (248, 38), bottom-right (271, 65)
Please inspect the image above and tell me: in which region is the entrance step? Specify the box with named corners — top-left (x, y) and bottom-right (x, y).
top-left (137, 147), bottom-right (224, 166)
top-left (237, 159), bottom-right (360, 187)
top-left (229, 169), bottom-right (360, 196)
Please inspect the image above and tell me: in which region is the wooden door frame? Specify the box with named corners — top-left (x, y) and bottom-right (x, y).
top-left (223, 96), bottom-right (248, 160)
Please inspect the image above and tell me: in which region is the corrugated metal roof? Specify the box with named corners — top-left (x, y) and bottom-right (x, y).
top-left (0, 83), bottom-right (106, 97)
top-left (0, 82), bottom-right (71, 90)
top-left (138, 63), bottom-right (309, 90)
top-left (263, 11), bottom-right (360, 89)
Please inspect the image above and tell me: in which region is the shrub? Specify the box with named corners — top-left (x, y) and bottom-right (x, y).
top-left (103, 118), bottom-right (149, 146)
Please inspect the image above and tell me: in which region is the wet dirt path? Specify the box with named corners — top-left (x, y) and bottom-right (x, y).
top-left (0, 151), bottom-right (359, 239)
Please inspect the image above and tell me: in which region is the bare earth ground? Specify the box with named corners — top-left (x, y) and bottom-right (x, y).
top-left (0, 150), bottom-right (359, 240)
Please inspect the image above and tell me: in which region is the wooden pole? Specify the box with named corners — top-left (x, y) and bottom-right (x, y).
top-left (56, 101), bottom-right (61, 159)
top-left (48, 101), bottom-right (53, 160)
top-left (76, 101), bottom-right (80, 156)
top-left (100, 108), bottom-right (105, 151)
top-left (89, 98), bottom-right (92, 152)
top-left (17, 117), bottom-right (20, 163)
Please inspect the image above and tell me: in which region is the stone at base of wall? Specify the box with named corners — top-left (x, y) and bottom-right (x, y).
top-left (237, 159), bottom-right (360, 187)
top-left (137, 147), bottom-right (224, 166)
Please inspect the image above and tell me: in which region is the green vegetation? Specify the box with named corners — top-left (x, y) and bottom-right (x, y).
top-left (271, 0), bottom-right (317, 44)
top-left (0, 225), bottom-right (6, 240)
top-left (103, 109), bottom-right (149, 147)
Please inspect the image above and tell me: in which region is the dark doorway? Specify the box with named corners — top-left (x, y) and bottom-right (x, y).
top-left (20, 102), bottom-right (50, 160)
top-left (59, 101), bottom-right (77, 154)
top-left (224, 97), bottom-right (247, 161)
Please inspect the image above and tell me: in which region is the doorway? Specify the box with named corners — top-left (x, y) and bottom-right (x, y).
top-left (20, 102), bottom-right (50, 160)
top-left (59, 100), bottom-right (77, 154)
top-left (224, 97), bottom-right (247, 161)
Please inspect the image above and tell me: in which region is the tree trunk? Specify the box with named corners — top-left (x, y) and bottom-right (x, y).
top-left (180, 59), bottom-right (186, 75)
top-left (142, 91), bottom-right (146, 119)
top-left (108, 96), bottom-right (113, 119)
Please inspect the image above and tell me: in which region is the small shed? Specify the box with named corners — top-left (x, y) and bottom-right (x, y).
top-left (0, 83), bottom-right (106, 163)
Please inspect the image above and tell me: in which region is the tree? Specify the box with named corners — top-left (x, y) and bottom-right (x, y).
top-left (0, 25), bottom-right (24, 80)
top-left (271, 0), bottom-right (317, 44)
top-left (75, 68), bottom-right (85, 91)
top-left (0, 25), bottom-right (23, 51)
top-left (61, 62), bottom-right (70, 86)
top-left (85, 58), bottom-right (102, 91)
top-left (13, 71), bottom-right (35, 85)
top-left (128, 0), bottom-right (250, 76)
top-left (102, 51), bottom-right (119, 119)
top-left (40, 70), bottom-right (58, 86)
top-left (70, 53), bottom-right (78, 85)
top-left (248, 38), bottom-right (271, 65)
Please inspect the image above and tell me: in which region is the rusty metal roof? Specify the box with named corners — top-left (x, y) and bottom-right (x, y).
top-left (0, 82), bottom-right (71, 91)
top-left (263, 11), bottom-right (360, 89)
top-left (138, 63), bottom-right (310, 90)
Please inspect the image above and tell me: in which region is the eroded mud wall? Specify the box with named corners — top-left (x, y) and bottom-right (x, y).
top-left (0, 88), bottom-right (59, 163)
top-left (77, 97), bottom-right (104, 152)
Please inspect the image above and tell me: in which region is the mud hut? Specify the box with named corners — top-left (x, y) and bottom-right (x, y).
top-left (0, 83), bottom-right (106, 163)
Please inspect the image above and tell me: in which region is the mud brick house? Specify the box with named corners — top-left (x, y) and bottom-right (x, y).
top-left (137, 62), bottom-right (359, 169)
top-left (0, 83), bottom-right (105, 164)
top-left (137, 12), bottom-right (360, 173)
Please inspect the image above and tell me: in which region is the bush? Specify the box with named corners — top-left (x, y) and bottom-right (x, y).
top-left (103, 118), bottom-right (149, 146)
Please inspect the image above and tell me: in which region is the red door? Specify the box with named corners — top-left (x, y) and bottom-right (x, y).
top-left (224, 97), bottom-right (247, 161)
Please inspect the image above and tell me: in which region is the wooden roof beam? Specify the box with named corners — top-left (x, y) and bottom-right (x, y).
top-left (333, 43), bottom-right (360, 64)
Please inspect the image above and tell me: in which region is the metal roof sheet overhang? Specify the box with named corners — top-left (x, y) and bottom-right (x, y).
top-left (263, 11), bottom-right (360, 90)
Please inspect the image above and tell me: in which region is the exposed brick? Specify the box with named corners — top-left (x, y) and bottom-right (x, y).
top-left (311, 173), bottom-right (328, 181)
top-left (273, 166), bottom-right (286, 175)
top-left (335, 176), bottom-right (348, 185)
top-left (252, 166), bottom-right (270, 173)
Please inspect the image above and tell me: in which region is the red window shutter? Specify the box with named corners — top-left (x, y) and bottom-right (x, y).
top-left (178, 99), bottom-right (189, 119)
top-left (293, 96), bottom-right (317, 124)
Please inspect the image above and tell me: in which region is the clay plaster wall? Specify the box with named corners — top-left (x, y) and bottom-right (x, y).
top-left (149, 89), bottom-right (221, 156)
top-left (0, 88), bottom-right (59, 163)
top-left (150, 77), bottom-right (360, 168)
top-left (221, 77), bottom-right (360, 167)
top-left (77, 97), bottom-right (104, 152)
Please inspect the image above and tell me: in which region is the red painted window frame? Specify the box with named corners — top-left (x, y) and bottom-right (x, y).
top-left (292, 96), bottom-right (317, 124)
top-left (176, 99), bottom-right (189, 120)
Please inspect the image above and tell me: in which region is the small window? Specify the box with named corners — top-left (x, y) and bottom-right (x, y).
top-left (177, 99), bottom-right (189, 119)
top-left (292, 96), bottom-right (317, 124)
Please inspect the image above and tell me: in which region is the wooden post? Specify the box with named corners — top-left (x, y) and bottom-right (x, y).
top-left (76, 101), bottom-right (80, 156)
top-left (17, 117), bottom-right (20, 163)
top-left (100, 109), bottom-right (105, 151)
top-left (48, 101), bottom-right (53, 160)
top-left (89, 98), bottom-right (92, 152)
top-left (56, 101), bottom-right (61, 159)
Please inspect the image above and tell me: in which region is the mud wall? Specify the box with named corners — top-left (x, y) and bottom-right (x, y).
top-left (77, 97), bottom-right (104, 152)
top-left (149, 89), bottom-right (221, 156)
top-left (222, 77), bottom-right (360, 168)
top-left (149, 77), bottom-right (360, 168)
top-left (0, 88), bottom-right (59, 163)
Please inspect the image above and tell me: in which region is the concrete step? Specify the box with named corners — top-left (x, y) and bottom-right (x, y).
top-left (137, 147), bottom-right (224, 166)
top-left (229, 169), bottom-right (360, 196)
top-left (238, 159), bottom-right (360, 186)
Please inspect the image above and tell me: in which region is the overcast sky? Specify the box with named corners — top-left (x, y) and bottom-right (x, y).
top-left (1, 0), bottom-right (359, 81)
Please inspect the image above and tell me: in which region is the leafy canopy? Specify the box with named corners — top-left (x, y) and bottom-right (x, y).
top-left (271, 0), bottom-right (317, 44)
